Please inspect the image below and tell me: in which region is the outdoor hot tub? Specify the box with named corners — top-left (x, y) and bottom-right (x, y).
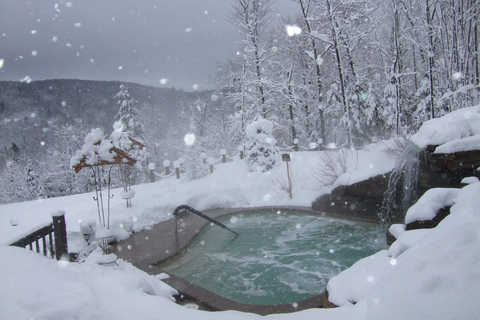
top-left (156, 209), bottom-right (386, 307)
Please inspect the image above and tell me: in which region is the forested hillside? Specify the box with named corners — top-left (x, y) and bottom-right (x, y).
top-left (0, 79), bottom-right (222, 204)
top-left (0, 79), bottom-right (206, 157)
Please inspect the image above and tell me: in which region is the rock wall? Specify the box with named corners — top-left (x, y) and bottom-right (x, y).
top-left (418, 147), bottom-right (480, 193)
top-left (311, 173), bottom-right (390, 223)
top-left (312, 147), bottom-right (480, 225)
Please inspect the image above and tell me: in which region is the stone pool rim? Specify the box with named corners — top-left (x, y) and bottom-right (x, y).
top-left (111, 206), bottom-right (380, 315)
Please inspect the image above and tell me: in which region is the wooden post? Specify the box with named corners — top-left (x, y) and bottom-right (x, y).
top-left (238, 146), bottom-right (244, 160)
top-left (163, 160), bottom-right (171, 176)
top-left (220, 149), bottom-right (227, 163)
top-left (148, 163), bottom-right (156, 182)
top-left (207, 157), bottom-right (215, 174)
top-left (173, 160), bottom-right (180, 179)
top-left (282, 154), bottom-right (293, 199)
top-left (51, 210), bottom-right (68, 261)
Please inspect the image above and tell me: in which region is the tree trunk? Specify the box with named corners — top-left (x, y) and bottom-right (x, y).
top-left (426, 0), bottom-right (436, 119)
top-left (326, 0), bottom-right (352, 148)
top-left (299, 0), bottom-right (325, 145)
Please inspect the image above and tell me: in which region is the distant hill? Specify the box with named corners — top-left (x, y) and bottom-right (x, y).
top-left (0, 79), bottom-right (210, 156)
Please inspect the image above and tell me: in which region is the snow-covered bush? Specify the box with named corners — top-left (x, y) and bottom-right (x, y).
top-left (245, 117), bottom-right (278, 172)
top-left (315, 148), bottom-right (353, 186)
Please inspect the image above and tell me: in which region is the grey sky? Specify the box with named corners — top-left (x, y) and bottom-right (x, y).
top-left (0, 0), bottom-right (299, 91)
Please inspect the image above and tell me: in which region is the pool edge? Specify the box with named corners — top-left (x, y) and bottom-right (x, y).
top-left (161, 271), bottom-right (324, 315)
top-left (112, 205), bottom-right (379, 315)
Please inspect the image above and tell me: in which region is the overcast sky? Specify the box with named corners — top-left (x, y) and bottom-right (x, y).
top-left (0, 0), bottom-right (299, 91)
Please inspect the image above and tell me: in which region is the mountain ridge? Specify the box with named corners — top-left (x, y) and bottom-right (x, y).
top-left (0, 79), bottom-right (210, 157)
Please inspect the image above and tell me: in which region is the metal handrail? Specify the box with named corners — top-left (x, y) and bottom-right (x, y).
top-left (173, 205), bottom-right (239, 245)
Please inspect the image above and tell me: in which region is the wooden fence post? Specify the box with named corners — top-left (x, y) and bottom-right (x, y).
top-left (207, 157), bottom-right (215, 174)
top-left (163, 160), bottom-right (171, 176)
top-left (220, 149), bottom-right (227, 163)
top-left (238, 146), bottom-right (244, 160)
top-left (148, 162), bottom-right (156, 182)
top-left (294, 138), bottom-right (299, 151)
top-left (173, 160), bottom-right (180, 179)
top-left (52, 210), bottom-right (68, 261)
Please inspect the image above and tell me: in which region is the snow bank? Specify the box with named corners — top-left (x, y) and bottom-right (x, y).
top-left (327, 181), bottom-right (480, 319)
top-left (333, 140), bottom-right (398, 188)
top-left (0, 246), bottom-right (177, 320)
top-left (410, 104), bottom-right (480, 152)
top-left (404, 188), bottom-right (458, 224)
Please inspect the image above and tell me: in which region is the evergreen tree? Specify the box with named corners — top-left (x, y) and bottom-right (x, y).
top-left (245, 117), bottom-right (278, 172)
top-left (114, 85), bottom-right (145, 141)
top-left (113, 85), bottom-right (147, 187)
top-left (24, 160), bottom-right (44, 200)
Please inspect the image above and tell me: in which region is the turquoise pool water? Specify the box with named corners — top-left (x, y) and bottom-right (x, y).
top-left (159, 210), bottom-right (385, 306)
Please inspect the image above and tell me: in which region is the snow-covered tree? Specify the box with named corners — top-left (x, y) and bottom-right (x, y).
top-left (228, 0), bottom-right (275, 118)
top-left (245, 117), bottom-right (278, 172)
top-left (24, 160), bottom-right (44, 200)
top-left (113, 85), bottom-right (147, 187)
top-left (114, 85), bottom-right (145, 141)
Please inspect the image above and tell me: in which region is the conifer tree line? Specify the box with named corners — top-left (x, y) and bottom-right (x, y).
top-left (0, 0), bottom-right (478, 204)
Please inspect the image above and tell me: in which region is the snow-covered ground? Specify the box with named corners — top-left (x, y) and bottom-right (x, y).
top-left (1, 105), bottom-right (480, 319)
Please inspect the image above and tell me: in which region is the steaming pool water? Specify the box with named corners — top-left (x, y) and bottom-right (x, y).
top-left (158, 210), bottom-right (386, 306)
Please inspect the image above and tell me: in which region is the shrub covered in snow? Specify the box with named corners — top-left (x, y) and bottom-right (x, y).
top-left (245, 117), bottom-right (278, 172)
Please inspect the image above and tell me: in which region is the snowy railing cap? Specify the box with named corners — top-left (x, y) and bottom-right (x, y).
top-left (148, 162), bottom-right (156, 170)
top-left (220, 149), bottom-right (227, 155)
top-left (173, 160), bottom-right (180, 168)
top-left (163, 160), bottom-right (171, 167)
top-left (207, 157), bottom-right (215, 165)
top-left (51, 210), bottom-right (66, 217)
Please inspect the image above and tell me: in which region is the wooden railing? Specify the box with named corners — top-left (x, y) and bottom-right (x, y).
top-left (10, 211), bottom-right (69, 261)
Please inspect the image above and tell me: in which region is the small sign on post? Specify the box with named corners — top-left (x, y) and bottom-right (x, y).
top-left (282, 154), bottom-right (293, 199)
